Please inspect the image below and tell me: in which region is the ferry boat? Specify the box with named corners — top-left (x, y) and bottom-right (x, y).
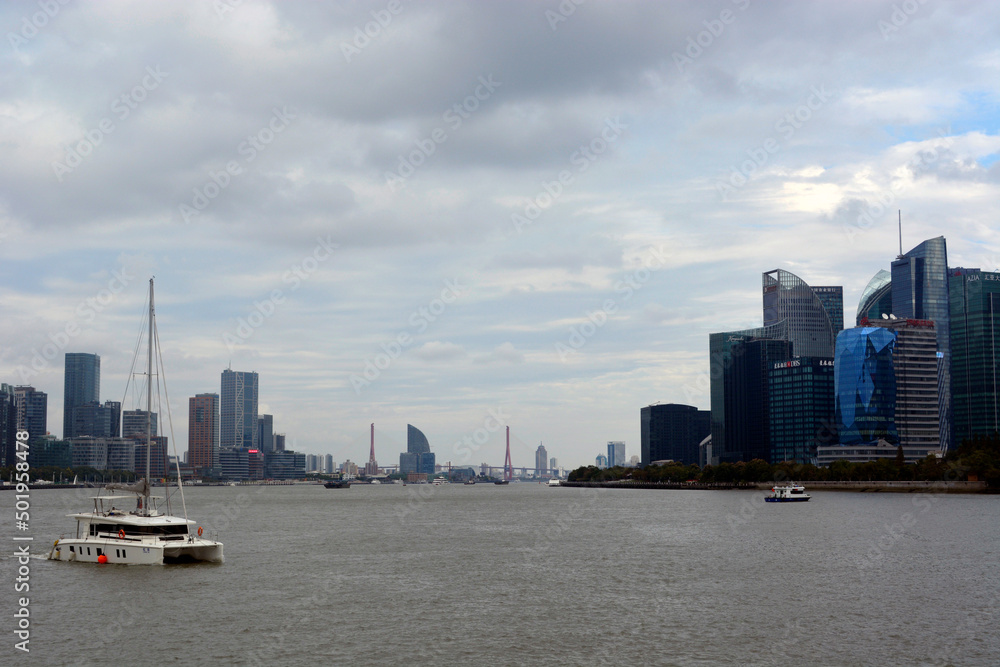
top-left (324, 480), bottom-right (350, 489)
top-left (765, 483), bottom-right (810, 502)
top-left (547, 478), bottom-right (561, 487)
top-left (47, 279), bottom-right (223, 565)
top-left (431, 477), bottom-right (449, 486)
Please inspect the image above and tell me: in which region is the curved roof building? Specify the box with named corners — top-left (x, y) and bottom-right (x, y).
top-left (762, 269), bottom-right (836, 358)
top-left (856, 269), bottom-right (893, 324)
top-left (407, 424), bottom-right (430, 454)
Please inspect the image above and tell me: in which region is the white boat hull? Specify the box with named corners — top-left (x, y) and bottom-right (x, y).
top-left (49, 535), bottom-right (223, 565)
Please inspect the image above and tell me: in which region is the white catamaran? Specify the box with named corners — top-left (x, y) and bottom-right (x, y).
top-left (48, 278), bottom-right (223, 565)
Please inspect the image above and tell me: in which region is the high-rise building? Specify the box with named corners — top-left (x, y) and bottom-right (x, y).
top-left (134, 436), bottom-right (168, 478)
top-left (595, 453), bottom-right (608, 468)
top-left (402, 424), bottom-right (435, 475)
top-left (0, 384), bottom-right (17, 467)
top-left (640, 403), bottom-right (710, 466)
top-left (709, 321), bottom-right (788, 466)
top-left (768, 357), bottom-right (836, 464)
top-left (274, 433), bottom-right (285, 451)
top-left (891, 236), bottom-right (951, 450)
top-left (535, 444), bottom-right (549, 476)
top-left (549, 457), bottom-right (558, 475)
top-left (13, 386), bottom-right (46, 445)
top-left (762, 269), bottom-right (837, 358)
top-left (813, 286), bottom-right (845, 336)
top-left (949, 268), bottom-right (1000, 443)
top-left (306, 453), bottom-right (319, 472)
top-left (257, 414), bottom-right (274, 453)
top-left (188, 393), bottom-right (220, 471)
top-left (723, 338), bottom-right (794, 463)
top-left (606, 441), bottom-right (624, 468)
top-left (71, 400), bottom-right (120, 438)
top-left (324, 453), bottom-right (334, 474)
top-left (122, 409), bottom-right (157, 439)
top-left (220, 369), bottom-right (258, 450)
top-left (63, 352), bottom-right (100, 438)
top-left (856, 269), bottom-right (893, 325)
top-left (826, 318), bottom-right (940, 463)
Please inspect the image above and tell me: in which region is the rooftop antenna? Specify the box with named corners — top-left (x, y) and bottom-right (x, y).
top-left (897, 210), bottom-right (903, 258)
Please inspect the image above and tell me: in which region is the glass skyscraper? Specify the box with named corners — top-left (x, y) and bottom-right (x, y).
top-left (769, 357), bottom-right (835, 464)
top-left (63, 352), bottom-right (100, 438)
top-left (709, 321), bottom-right (788, 465)
top-left (813, 285), bottom-right (844, 335)
top-left (891, 236), bottom-right (951, 450)
top-left (401, 424), bottom-right (435, 475)
top-left (220, 369), bottom-right (258, 450)
top-left (949, 268), bottom-right (1000, 443)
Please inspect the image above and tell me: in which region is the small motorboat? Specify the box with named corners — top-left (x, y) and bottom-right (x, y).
top-left (765, 483), bottom-right (810, 502)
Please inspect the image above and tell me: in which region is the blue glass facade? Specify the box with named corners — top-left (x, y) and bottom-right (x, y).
top-left (64, 353), bottom-right (100, 439)
top-left (835, 327), bottom-right (898, 444)
top-left (404, 424), bottom-right (435, 474)
top-left (220, 369), bottom-right (259, 450)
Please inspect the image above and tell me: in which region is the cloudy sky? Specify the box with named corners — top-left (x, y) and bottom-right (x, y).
top-left (2, 0), bottom-right (999, 471)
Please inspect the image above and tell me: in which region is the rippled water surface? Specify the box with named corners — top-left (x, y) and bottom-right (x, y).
top-left (3, 483), bottom-right (998, 665)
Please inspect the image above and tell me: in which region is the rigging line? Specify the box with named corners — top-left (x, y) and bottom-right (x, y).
top-left (120, 290), bottom-right (151, 409)
top-left (153, 311), bottom-right (190, 529)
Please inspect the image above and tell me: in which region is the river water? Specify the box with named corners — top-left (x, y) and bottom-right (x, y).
top-left (3, 482), bottom-right (998, 665)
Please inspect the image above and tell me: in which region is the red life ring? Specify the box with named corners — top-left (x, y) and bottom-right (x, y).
top-left (118, 529), bottom-right (125, 539)
top-left (197, 526), bottom-right (203, 537)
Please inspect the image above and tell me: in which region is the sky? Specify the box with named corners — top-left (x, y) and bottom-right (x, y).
top-left (2, 0), bottom-right (1000, 471)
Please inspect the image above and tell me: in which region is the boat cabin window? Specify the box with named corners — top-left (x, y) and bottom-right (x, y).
top-left (90, 522), bottom-right (188, 537)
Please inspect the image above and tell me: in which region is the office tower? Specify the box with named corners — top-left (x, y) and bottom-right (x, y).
top-left (134, 436), bottom-right (168, 477)
top-left (606, 441), bottom-right (624, 468)
top-left (949, 268), bottom-right (1000, 443)
top-left (762, 269), bottom-right (837, 358)
top-left (549, 457), bottom-right (558, 474)
top-left (28, 437), bottom-right (72, 469)
top-left (257, 414), bottom-right (274, 453)
top-left (71, 400), bottom-right (120, 438)
top-left (122, 409), bottom-right (157, 439)
top-left (188, 393), bottom-right (220, 471)
top-left (266, 450), bottom-right (306, 479)
top-left (325, 454), bottom-right (334, 474)
top-left (709, 321), bottom-right (788, 465)
top-left (595, 453), bottom-right (608, 468)
top-left (220, 369), bottom-right (259, 450)
top-left (828, 318), bottom-right (940, 463)
top-left (891, 236), bottom-right (951, 450)
top-left (723, 338), bottom-right (794, 463)
top-left (813, 286), bottom-right (845, 335)
top-left (63, 353), bottom-right (100, 438)
top-left (13, 386), bottom-right (47, 445)
top-left (768, 357), bottom-right (835, 464)
top-left (856, 269), bottom-right (893, 325)
top-left (0, 384), bottom-right (16, 467)
top-left (640, 403), bottom-right (711, 466)
top-left (274, 433), bottom-right (285, 451)
top-left (402, 424), bottom-right (435, 475)
top-left (306, 453), bottom-right (319, 472)
top-left (535, 443), bottom-right (549, 475)
top-left (219, 448), bottom-right (249, 480)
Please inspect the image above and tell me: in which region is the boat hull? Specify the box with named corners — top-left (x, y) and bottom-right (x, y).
top-left (49, 535), bottom-right (224, 565)
top-left (764, 497), bottom-right (810, 502)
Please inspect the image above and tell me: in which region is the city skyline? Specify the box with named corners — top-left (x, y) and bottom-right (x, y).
top-left (3, 2), bottom-right (1000, 468)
